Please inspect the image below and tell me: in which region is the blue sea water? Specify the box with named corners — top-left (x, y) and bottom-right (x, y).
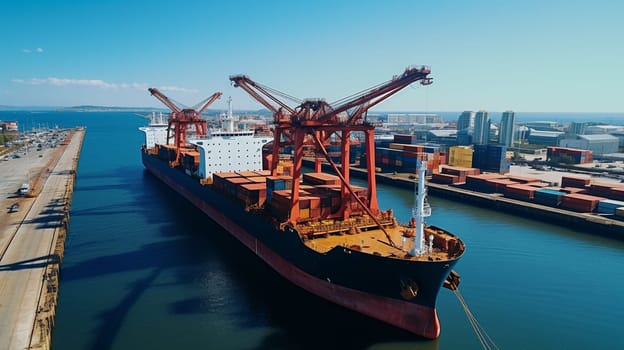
top-left (2, 111), bottom-right (624, 349)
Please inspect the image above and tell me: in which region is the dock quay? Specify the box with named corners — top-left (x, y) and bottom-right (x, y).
top-left (0, 127), bottom-right (84, 350)
top-left (304, 159), bottom-right (624, 240)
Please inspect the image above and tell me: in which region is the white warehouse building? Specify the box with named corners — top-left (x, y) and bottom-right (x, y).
top-left (559, 134), bottom-right (619, 155)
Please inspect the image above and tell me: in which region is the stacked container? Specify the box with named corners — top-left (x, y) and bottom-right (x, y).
top-left (376, 144), bottom-right (441, 174)
top-left (157, 144), bottom-right (178, 162)
top-left (611, 187), bottom-right (624, 201)
top-left (534, 188), bottom-right (566, 207)
top-left (507, 175), bottom-right (539, 184)
top-left (547, 147), bottom-right (592, 164)
top-left (182, 151), bottom-right (200, 173)
top-left (465, 173), bottom-right (506, 192)
top-left (560, 176), bottom-right (590, 189)
top-left (504, 184), bottom-right (537, 201)
top-left (266, 176), bottom-right (293, 203)
top-left (431, 173), bottom-right (458, 184)
top-left (596, 199), bottom-right (624, 214)
top-left (224, 177), bottom-right (252, 197)
top-left (587, 183), bottom-right (620, 199)
top-left (302, 172), bottom-right (341, 186)
top-left (393, 134), bottom-right (418, 144)
top-left (486, 178), bottom-right (518, 193)
top-left (430, 166), bottom-right (477, 185)
top-left (213, 172), bottom-right (242, 192)
top-left (238, 183), bottom-right (268, 208)
top-left (448, 146), bottom-right (474, 168)
top-left (561, 193), bottom-right (605, 212)
top-left (472, 144), bottom-right (510, 174)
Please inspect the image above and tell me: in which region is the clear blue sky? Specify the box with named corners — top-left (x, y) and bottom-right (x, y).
top-left (1, 0), bottom-right (622, 113)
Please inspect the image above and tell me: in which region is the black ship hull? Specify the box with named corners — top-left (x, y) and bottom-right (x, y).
top-left (142, 150), bottom-right (461, 339)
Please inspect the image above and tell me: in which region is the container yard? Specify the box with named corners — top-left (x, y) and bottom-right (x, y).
top-left (308, 158), bottom-right (624, 238)
top-left (347, 133), bottom-right (624, 230)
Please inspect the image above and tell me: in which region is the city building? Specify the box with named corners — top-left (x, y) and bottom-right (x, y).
top-left (0, 120), bottom-right (19, 131)
top-left (585, 125), bottom-right (624, 134)
top-left (527, 129), bottom-right (565, 146)
top-left (456, 111), bottom-right (475, 131)
top-left (559, 134), bottom-right (619, 155)
top-left (499, 111), bottom-right (515, 147)
top-left (473, 111), bottom-right (490, 145)
top-left (524, 121), bottom-right (561, 131)
top-left (385, 114), bottom-right (446, 129)
top-left (425, 129), bottom-right (457, 146)
top-left (456, 128), bottom-right (472, 145)
top-left (568, 122), bottom-right (588, 135)
top-left (515, 125), bottom-right (529, 145)
top-left (612, 131), bottom-right (624, 148)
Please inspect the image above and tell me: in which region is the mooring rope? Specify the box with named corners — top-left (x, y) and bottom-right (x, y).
top-left (453, 288), bottom-right (500, 350)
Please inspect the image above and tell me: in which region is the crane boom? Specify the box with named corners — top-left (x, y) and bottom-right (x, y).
top-left (230, 65), bottom-right (433, 231)
top-left (229, 75), bottom-right (296, 115)
top-left (148, 88), bottom-right (182, 113)
top-left (147, 87), bottom-right (222, 165)
top-left (321, 65), bottom-right (432, 125)
top-left (196, 92), bottom-right (224, 115)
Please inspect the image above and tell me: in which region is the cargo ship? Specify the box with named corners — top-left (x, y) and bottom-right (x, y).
top-left (140, 66), bottom-right (465, 339)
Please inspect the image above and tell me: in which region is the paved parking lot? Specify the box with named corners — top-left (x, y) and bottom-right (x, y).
top-left (0, 128), bottom-right (83, 350)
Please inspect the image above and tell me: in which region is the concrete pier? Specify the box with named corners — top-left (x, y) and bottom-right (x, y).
top-left (0, 127), bottom-right (84, 350)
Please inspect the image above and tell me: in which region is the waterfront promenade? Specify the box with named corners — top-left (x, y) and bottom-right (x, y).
top-left (0, 128), bottom-right (83, 350)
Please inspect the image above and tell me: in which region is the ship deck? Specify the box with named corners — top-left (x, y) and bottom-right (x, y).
top-left (297, 215), bottom-right (463, 261)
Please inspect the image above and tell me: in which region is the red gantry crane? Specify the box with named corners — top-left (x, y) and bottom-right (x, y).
top-left (148, 87), bottom-right (222, 164)
top-left (230, 65), bottom-right (433, 224)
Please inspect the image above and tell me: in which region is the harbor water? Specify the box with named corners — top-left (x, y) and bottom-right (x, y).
top-left (5, 111), bottom-right (624, 349)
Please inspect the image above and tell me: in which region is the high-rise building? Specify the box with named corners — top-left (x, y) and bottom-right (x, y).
top-left (473, 110), bottom-right (490, 145)
top-left (569, 122), bottom-right (588, 135)
top-left (457, 111), bottom-right (475, 131)
top-left (499, 110), bottom-right (515, 147)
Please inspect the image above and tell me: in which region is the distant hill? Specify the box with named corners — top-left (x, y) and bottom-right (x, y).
top-left (0, 105), bottom-right (274, 116)
top-left (60, 105), bottom-right (166, 112)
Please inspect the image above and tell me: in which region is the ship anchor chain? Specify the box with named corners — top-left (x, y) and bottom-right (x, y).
top-left (446, 274), bottom-right (500, 350)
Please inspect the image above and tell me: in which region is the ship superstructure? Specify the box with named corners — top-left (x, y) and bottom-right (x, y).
top-left (191, 97), bottom-right (271, 179)
top-left (140, 66), bottom-right (465, 339)
top-left (139, 112), bottom-right (168, 148)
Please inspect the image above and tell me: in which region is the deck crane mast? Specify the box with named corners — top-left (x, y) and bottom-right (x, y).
top-left (230, 66), bottom-right (432, 225)
top-left (148, 87), bottom-right (222, 164)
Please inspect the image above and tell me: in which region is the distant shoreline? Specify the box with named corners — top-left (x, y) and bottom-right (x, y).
top-left (1, 108), bottom-right (622, 125)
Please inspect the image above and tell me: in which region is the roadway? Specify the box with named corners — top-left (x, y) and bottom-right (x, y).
top-left (0, 128), bottom-right (83, 350)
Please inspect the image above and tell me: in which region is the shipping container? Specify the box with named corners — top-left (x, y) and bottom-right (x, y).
top-left (610, 187), bottom-right (624, 201)
top-left (237, 183), bottom-right (268, 207)
top-left (448, 146), bottom-right (473, 168)
top-left (561, 193), bottom-right (605, 212)
top-left (534, 188), bottom-right (566, 207)
top-left (597, 199), bottom-right (624, 214)
top-left (587, 182), bottom-right (620, 198)
top-left (393, 134), bottom-right (418, 144)
top-left (303, 172), bottom-right (341, 186)
top-left (431, 173), bottom-right (459, 184)
top-left (561, 176), bottom-right (590, 188)
top-left (504, 184), bottom-right (537, 201)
